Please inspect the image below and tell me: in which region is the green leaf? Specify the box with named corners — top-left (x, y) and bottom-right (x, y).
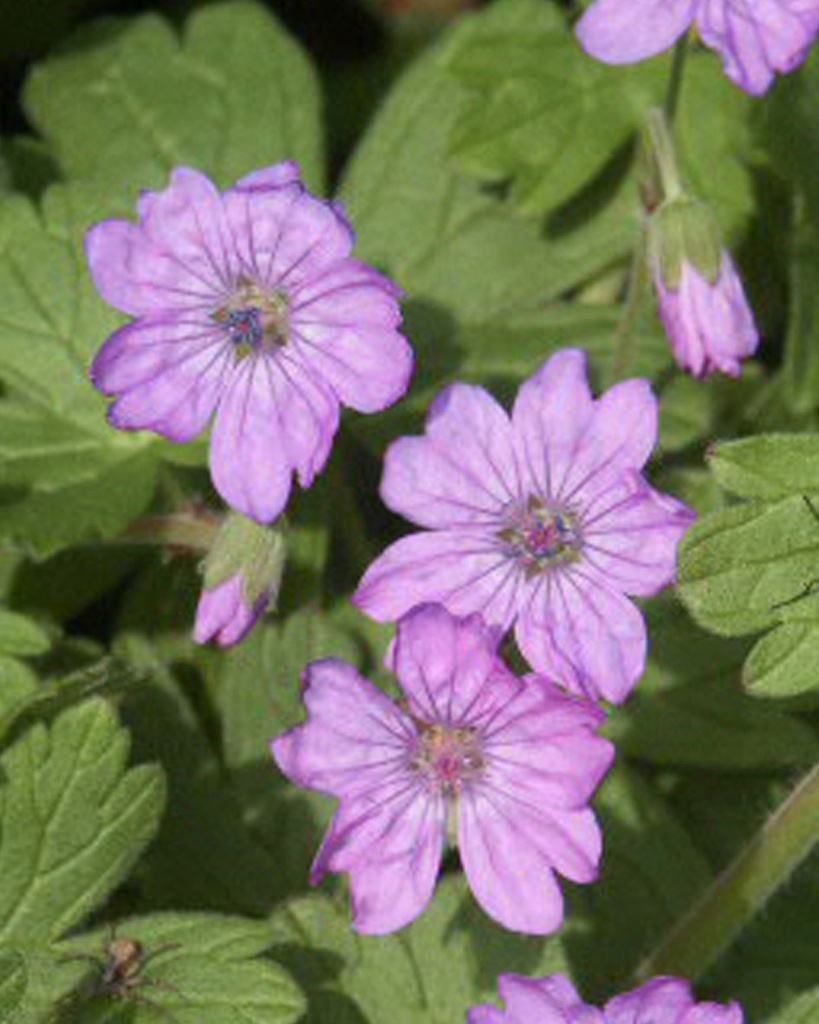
top-left (743, 621), bottom-right (819, 699)
top-left (608, 601), bottom-right (818, 769)
top-left (445, 0), bottom-right (635, 214)
top-left (708, 434), bottom-right (819, 500)
top-left (0, 610), bottom-right (49, 659)
top-left (658, 374), bottom-right (714, 453)
top-left (24, 1), bottom-right (324, 193)
top-left (56, 913), bottom-right (305, 1024)
top-left (115, 635), bottom-right (284, 916)
top-left (0, 951), bottom-right (26, 1020)
top-left (340, 19), bottom-right (637, 324)
top-left (0, 183), bottom-right (161, 555)
top-left (762, 987), bottom-right (819, 1024)
top-left (0, 698), bottom-right (165, 948)
top-left (678, 494), bottom-right (819, 637)
top-left (271, 878), bottom-right (566, 1024)
top-left (443, 0), bottom-right (756, 228)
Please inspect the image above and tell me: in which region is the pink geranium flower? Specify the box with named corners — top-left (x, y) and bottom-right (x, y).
top-left (87, 161), bottom-right (412, 523)
top-left (270, 604), bottom-right (614, 935)
top-left (469, 973), bottom-right (743, 1024)
top-left (354, 349), bottom-right (694, 704)
top-left (576, 0), bottom-right (819, 96)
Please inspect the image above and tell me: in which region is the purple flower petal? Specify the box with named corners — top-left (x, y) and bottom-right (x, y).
top-left (235, 161), bottom-right (303, 191)
top-left (458, 786), bottom-right (566, 934)
top-left (384, 383), bottom-right (519, 528)
top-left (656, 257), bottom-right (759, 377)
top-left (209, 352), bottom-right (338, 522)
top-left (499, 974), bottom-right (594, 1024)
top-left (93, 316), bottom-right (230, 441)
top-left (511, 349), bottom-right (594, 500)
top-left (193, 573), bottom-right (264, 646)
top-left (290, 260), bottom-right (413, 412)
top-left (699, 0), bottom-right (819, 95)
top-left (390, 604), bottom-right (503, 725)
top-left (516, 573), bottom-right (647, 704)
top-left (605, 977), bottom-right (694, 1022)
top-left (576, 0), bottom-right (696, 64)
top-left (354, 530), bottom-right (517, 629)
top-left (582, 474), bottom-right (695, 596)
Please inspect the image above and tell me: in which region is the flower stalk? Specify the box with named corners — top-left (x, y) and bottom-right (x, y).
top-left (636, 756), bottom-right (819, 982)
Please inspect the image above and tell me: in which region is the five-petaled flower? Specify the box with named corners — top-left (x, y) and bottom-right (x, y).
top-left (468, 972), bottom-right (744, 1024)
top-left (87, 161), bottom-right (413, 523)
top-left (576, 0), bottom-right (819, 96)
top-left (354, 349), bottom-right (695, 704)
top-left (270, 604), bottom-right (615, 935)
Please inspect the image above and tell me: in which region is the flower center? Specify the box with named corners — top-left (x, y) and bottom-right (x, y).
top-left (214, 276), bottom-right (289, 360)
top-left (498, 495), bottom-right (581, 577)
top-left (411, 722), bottom-right (485, 797)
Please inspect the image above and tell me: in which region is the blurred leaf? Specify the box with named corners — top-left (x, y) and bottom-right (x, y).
top-left (763, 987), bottom-right (819, 1024)
top-left (658, 374), bottom-right (714, 453)
top-left (0, 184), bottom-right (161, 556)
top-left (0, 699), bottom-right (165, 950)
top-left (270, 877), bottom-right (566, 1024)
top-left (608, 601), bottom-right (818, 769)
top-left (566, 766), bottom-right (713, 996)
top-left (445, 0), bottom-right (634, 214)
top-left (0, 951), bottom-right (26, 1020)
top-left (444, 0), bottom-right (756, 228)
top-left (0, 610), bottom-right (49, 658)
top-left (56, 912), bottom-right (305, 1024)
top-left (116, 635), bottom-right (283, 916)
top-left (340, 17), bottom-right (638, 324)
top-left (24, 1), bottom-right (324, 193)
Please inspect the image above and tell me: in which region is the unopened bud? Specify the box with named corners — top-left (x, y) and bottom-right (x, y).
top-left (649, 196), bottom-right (724, 289)
top-left (193, 512), bottom-right (287, 647)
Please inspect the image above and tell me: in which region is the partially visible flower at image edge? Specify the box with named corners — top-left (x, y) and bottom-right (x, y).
top-left (271, 603), bottom-right (615, 935)
top-left (354, 348), bottom-right (695, 704)
top-left (575, 0), bottom-right (819, 96)
top-left (468, 972), bottom-right (743, 1024)
top-left (87, 160), bottom-right (413, 523)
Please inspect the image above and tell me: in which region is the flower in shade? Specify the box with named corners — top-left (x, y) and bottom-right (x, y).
top-left (649, 196), bottom-right (759, 378)
top-left (576, 0), bottom-right (819, 96)
top-left (270, 604), bottom-right (614, 935)
top-left (193, 511), bottom-right (287, 647)
top-left (87, 161), bottom-right (413, 523)
top-left (468, 973), bottom-right (744, 1024)
top-left (354, 349), bottom-right (694, 704)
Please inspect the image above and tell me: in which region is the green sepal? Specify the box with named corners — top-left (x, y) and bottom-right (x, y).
top-left (650, 195), bottom-right (725, 289)
top-left (201, 512), bottom-right (287, 610)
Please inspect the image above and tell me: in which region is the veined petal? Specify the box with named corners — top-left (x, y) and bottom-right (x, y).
top-left (382, 383), bottom-right (518, 529)
top-left (499, 974), bottom-right (598, 1024)
top-left (516, 572), bottom-right (647, 704)
top-left (391, 604), bottom-right (506, 725)
top-left (234, 160), bottom-right (303, 191)
top-left (209, 357), bottom-right (294, 523)
top-left (354, 531), bottom-right (519, 630)
top-left (576, 0), bottom-right (696, 63)
top-left (511, 349), bottom-right (594, 500)
top-left (581, 474), bottom-right (695, 596)
top-left (271, 658), bottom-right (413, 799)
top-left (316, 788), bottom-right (445, 935)
top-left (101, 319), bottom-right (232, 442)
top-left (699, 0), bottom-right (819, 95)
top-left (137, 167), bottom-right (239, 294)
top-left (605, 977), bottom-right (694, 1023)
top-left (86, 220), bottom-right (220, 318)
top-left (458, 786), bottom-right (566, 934)
top-left (555, 379), bottom-right (658, 505)
top-left (262, 190), bottom-right (355, 292)
top-left (290, 261), bottom-right (411, 413)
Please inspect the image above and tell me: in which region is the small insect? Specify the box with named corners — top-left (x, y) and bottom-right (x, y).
top-left (58, 927), bottom-right (182, 1022)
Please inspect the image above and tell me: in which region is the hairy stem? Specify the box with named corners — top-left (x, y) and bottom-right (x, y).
top-left (636, 757), bottom-right (819, 981)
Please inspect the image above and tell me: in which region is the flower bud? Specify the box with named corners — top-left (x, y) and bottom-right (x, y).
top-left (649, 198), bottom-right (759, 378)
top-left (193, 512), bottom-right (287, 647)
